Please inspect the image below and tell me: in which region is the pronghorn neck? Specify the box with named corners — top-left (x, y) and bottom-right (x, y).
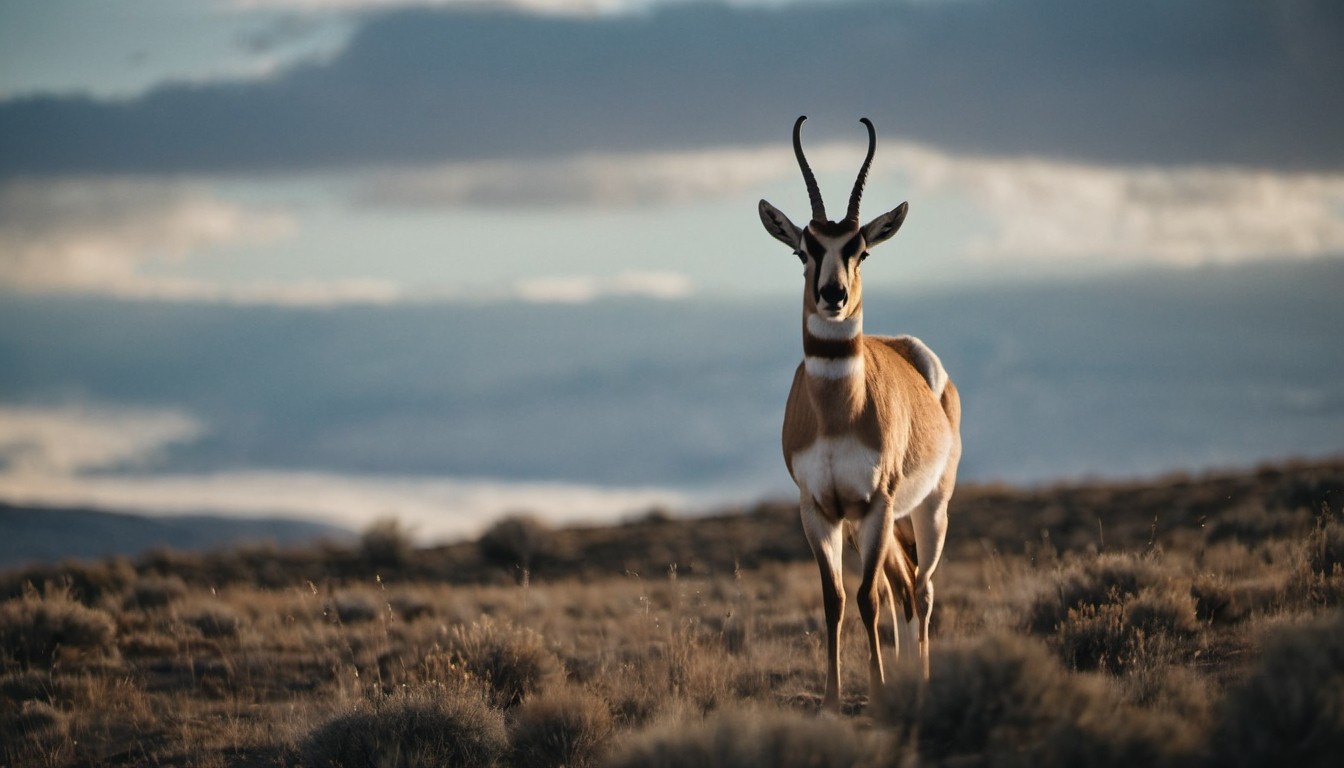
top-left (802, 309), bottom-right (866, 412)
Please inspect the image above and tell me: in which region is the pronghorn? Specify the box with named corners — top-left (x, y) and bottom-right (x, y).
top-left (758, 116), bottom-right (961, 711)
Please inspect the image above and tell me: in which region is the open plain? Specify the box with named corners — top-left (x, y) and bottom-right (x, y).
top-left (3, 458), bottom-right (1343, 767)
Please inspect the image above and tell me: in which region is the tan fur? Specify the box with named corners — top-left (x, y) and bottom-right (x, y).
top-left (783, 320), bottom-right (961, 706)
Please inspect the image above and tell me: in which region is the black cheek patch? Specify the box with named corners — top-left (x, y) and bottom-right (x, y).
top-left (810, 252), bottom-right (825, 304)
top-left (803, 231), bottom-right (826, 260)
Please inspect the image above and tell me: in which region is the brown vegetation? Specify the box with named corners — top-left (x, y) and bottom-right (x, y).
top-left (0, 457), bottom-right (1342, 766)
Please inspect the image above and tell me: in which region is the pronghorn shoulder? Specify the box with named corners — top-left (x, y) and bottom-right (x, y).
top-left (867, 334), bottom-right (948, 397)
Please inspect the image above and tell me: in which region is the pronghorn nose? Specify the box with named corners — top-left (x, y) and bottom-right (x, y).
top-left (819, 282), bottom-right (847, 307)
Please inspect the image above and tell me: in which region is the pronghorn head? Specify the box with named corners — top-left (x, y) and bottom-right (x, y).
top-left (759, 116), bottom-right (908, 321)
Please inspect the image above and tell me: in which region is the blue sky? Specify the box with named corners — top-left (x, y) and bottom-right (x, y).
top-left (2, 0), bottom-right (1342, 305)
top-left (2, 0), bottom-right (1343, 539)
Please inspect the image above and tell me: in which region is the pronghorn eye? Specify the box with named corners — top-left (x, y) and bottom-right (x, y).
top-left (859, 251), bottom-right (870, 262)
top-left (794, 250), bottom-right (807, 264)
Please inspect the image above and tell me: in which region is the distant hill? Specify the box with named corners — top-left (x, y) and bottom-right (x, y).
top-left (0, 503), bottom-right (351, 569)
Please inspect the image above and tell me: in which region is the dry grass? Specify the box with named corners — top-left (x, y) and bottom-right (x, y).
top-left (0, 459), bottom-right (1341, 766)
top-left (509, 686), bottom-right (614, 768)
top-left (299, 685), bottom-right (507, 768)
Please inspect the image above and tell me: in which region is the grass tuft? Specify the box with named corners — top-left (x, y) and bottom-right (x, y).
top-left (603, 707), bottom-right (891, 768)
top-left (446, 617), bottom-right (565, 709)
top-left (877, 633), bottom-right (1195, 767)
top-left (123, 574), bottom-right (188, 611)
top-left (1211, 611), bottom-right (1344, 766)
top-left (361, 517), bottom-right (415, 570)
top-left (479, 515), bottom-right (555, 573)
top-left (509, 686), bottom-right (615, 768)
top-left (185, 602), bottom-right (242, 639)
top-left (1027, 552), bottom-right (1160, 635)
top-left (298, 687), bottom-right (507, 768)
top-left (0, 586), bottom-right (116, 668)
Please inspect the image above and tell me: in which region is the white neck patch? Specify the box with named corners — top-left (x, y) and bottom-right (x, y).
top-left (805, 355), bottom-right (864, 379)
top-left (806, 312), bottom-right (862, 340)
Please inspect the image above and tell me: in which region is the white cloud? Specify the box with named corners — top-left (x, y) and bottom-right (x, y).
top-left (0, 404), bottom-right (204, 475)
top-left (355, 145), bottom-right (817, 209)
top-left (890, 145), bottom-right (1344, 267)
top-left (0, 178), bottom-right (414, 306)
top-left (357, 140), bottom-right (1344, 271)
top-left (0, 468), bottom-right (696, 542)
top-left (7, 144), bottom-right (1342, 310)
top-left (0, 401), bottom-right (713, 541)
top-left (111, 276), bottom-right (409, 307)
top-left (0, 177), bottom-right (295, 295)
top-left (514, 271), bottom-right (692, 303)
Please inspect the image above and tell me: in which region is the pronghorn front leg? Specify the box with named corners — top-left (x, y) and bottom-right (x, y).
top-left (800, 496), bottom-right (845, 712)
top-left (854, 497), bottom-right (895, 700)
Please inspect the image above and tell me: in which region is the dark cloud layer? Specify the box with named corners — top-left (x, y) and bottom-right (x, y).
top-left (2, 0), bottom-right (1341, 177)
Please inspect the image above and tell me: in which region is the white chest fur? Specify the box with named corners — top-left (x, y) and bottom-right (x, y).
top-left (790, 435), bottom-right (882, 512)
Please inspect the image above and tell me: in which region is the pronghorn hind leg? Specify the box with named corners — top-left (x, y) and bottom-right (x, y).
top-left (910, 481), bottom-right (953, 679)
top-left (884, 521), bottom-right (919, 669)
top-left (800, 497), bottom-right (846, 712)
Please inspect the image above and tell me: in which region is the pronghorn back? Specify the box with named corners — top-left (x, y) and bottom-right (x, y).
top-left (872, 334), bottom-right (948, 399)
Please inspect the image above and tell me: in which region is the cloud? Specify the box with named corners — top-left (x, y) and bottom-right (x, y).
top-left (356, 139), bottom-right (1344, 269)
top-left (0, 400), bottom-right (703, 540)
top-left (0, 404), bottom-right (204, 475)
top-left (893, 145), bottom-right (1344, 267)
top-left (2, 1), bottom-right (1340, 178)
top-left (0, 177), bottom-right (409, 305)
top-left (230, 0), bottom-right (632, 13)
top-left (0, 177), bottom-right (294, 294)
top-left (514, 271), bottom-right (692, 303)
top-left (353, 145), bottom-right (822, 208)
top-left (0, 464), bottom-right (700, 543)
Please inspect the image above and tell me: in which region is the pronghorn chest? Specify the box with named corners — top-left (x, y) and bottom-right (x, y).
top-left (789, 434), bottom-right (883, 516)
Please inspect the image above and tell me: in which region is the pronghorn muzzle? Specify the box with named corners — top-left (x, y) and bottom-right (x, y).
top-left (819, 281), bottom-right (848, 311)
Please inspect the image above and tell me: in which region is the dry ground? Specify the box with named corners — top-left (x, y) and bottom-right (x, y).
top-left (2, 458), bottom-right (1343, 767)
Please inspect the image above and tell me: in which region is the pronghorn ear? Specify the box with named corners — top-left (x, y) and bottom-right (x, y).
top-left (862, 202), bottom-right (908, 248)
top-left (758, 199), bottom-right (802, 250)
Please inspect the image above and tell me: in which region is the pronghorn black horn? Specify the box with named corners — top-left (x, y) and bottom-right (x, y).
top-left (845, 117), bottom-right (877, 224)
top-left (793, 116), bottom-right (826, 223)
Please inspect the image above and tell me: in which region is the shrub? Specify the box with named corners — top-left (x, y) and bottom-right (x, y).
top-left (1, 699), bottom-right (69, 764)
top-left (603, 707), bottom-right (890, 768)
top-left (1122, 661), bottom-right (1212, 730)
top-left (52, 558), bottom-right (138, 606)
top-left (361, 518), bottom-right (414, 569)
top-left (876, 633), bottom-right (1190, 768)
top-left (1055, 586), bottom-right (1199, 674)
top-left (1211, 611), bottom-right (1344, 766)
top-left (0, 587), bottom-right (116, 668)
top-left (478, 515), bottom-right (554, 572)
top-left (388, 590), bottom-right (434, 621)
top-left (299, 687), bottom-right (507, 768)
top-left (123, 574), bottom-right (188, 610)
top-left (327, 590), bottom-right (383, 624)
top-left (446, 617), bottom-right (564, 709)
top-left (509, 687), bottom-right (614, 768)
top-left (1027, 553), bottom-right (1160, 635)
top-left (185, 603), bottom-right (241, 639)
top-left (1056, 601), bottom-right (1129, 673)
top-left (1307, 510), bottom-right (1344, 578)
top-left (1190, 573), bottom-right (1245, 625)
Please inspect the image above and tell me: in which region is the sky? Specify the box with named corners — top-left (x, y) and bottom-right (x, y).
top-left (2, 0), bottom-right (1343, 540)
top-left (2, 0), bottom-right (1342, 305)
